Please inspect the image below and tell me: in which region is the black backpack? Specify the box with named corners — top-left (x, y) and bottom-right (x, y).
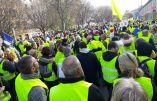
top-left (39, 64), bottom-right (52, 78)
top-left (138, 58), bottom-right (152, 78)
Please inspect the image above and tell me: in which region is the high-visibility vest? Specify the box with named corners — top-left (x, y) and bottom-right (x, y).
top-left (87, 40), bottom-right (106, 61)
top-left (15, 74), bottom-right (48, 101)
top-left (43, 63), bottom-right (57, 81)
top-left (141, 36), bottom-right (151, 43)
top-left (0, 60), bottom-right (16, 81)
top-left (114, 77), bottom-right (153, 101)
top-left (138, 56), bottom-right (156, 77)
top-left (49, 80), bottom-right (91, 101)
top-left (100, 56), bottom-right (119, 83)
top-left (93, 35), bottom-right (100, 41)
top-left (18, 44), bottom-right (26, 53)
top-left (0, 91), bottom-right (11, 101)
top-left (119, 41), bottom-right (136, 54)
top-left (82, 37), bottom-right (87, 44)
top-left (135, 77), bottom-right (153, 101)
top-left (55, 51), bottom-right (64, 65)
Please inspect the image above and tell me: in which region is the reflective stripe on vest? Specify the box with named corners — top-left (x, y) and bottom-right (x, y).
top-left (135, 77), bottom-right (153, 101)
top-left (0, 60), bottom-right (15, 81)
top-left (138, 56), bottom-right (155, 77)
top-left (50, 80), bottom-right (91, 101)
top-left (100, 56), bottom-right (118, 83)
top-left (44, 63), bottom-right (57, 81)
top-left (15, 74), bottom-right (48, 101)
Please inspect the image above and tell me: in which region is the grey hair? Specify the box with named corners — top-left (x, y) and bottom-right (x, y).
top-left (75, 35), bottom-right (81, 42)
top-left (63, 46), bottom-right (71, 57)
top-left (118, 53), bottom-right (144, 78)
top-left (61, 55), bottom-right (84, 78)
top-left (111, 78), bottom-right (149, 101)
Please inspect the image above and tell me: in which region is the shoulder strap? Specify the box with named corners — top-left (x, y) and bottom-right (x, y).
top-left (140, 58), bottom-right (151, 64)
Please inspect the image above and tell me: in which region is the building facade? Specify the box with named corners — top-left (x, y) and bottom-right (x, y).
top-left (139, 0), bottom-right (157, 20)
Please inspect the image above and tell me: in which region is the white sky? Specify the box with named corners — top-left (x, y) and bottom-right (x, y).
top-left (89, 0), bottom-right (149, 13)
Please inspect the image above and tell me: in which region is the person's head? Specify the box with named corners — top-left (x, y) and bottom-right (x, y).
top-left (32, 42), bottom-right (37, 49)
top-left (61, 55), bottom-right (84, 78)
top-left (111, 36), bottom-right (120, 41)
top-left (79, 41), bottom-right (87, 49)
top-left (111, 78), bottom-right (148, 101)
top-left (17, 56), bottom-right (39, 75)
top-left (118, 53), bottom-right (144, 78)
top-left (136, 41), bottom-right (153, 57)
top-left (108, 41), bottom-right (119, 53)
top-left (42, 47), bottom-right (51, 57)
top-left (75, 35), bottom-right (81, 42)
top-left (135, 38), bottom-right (145, 49)
top-left (5, 52), bottom-right (16, 62)
top-left (63, 46), bottom-right (71, 57)
top-left (0, 50), bottom-right (4, 58)
top-left (100, 34), bottom-right (107, 41)
top-left (142, 29), bottom-right (149, 36)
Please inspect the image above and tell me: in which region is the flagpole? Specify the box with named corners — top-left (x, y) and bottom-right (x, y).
top-left (12, 28), bottom-right (17, 42)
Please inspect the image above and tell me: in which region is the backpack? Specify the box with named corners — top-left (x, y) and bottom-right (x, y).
top-left (39, 64), bottom-right (52, 78)
top-left (138, 58), bottom-right (152, 78)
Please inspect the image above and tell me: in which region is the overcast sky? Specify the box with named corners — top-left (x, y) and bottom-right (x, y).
top-left (89, 0), bottom-right (149, 13)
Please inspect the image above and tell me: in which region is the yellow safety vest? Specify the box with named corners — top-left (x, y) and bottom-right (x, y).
top-left (43, 63), bottom-right (57, 81)
top-left (82, 37), bottom-right (87, 44)
top-left (100, 56), bottom-right (119, 83)
top-left (50, 80), bottom-right (91, 101)
top-left (87, 40), bottom-right (106, 61)
top-left (135, 77), bottom-right (153, 101)
top-left (15, 74), bottom-right (48, 101)
top-left (119, 41), bottom-right (136, 54)
top-left (138, 56), bottom-right (156, 77)
top-left (0, 60), bottom-right (16, 81)
top-left (0, 91), bottom-right (11, 101)
top-left (55, 51), bottom-right (64, 65)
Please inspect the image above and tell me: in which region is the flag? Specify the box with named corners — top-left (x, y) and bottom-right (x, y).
top-left (112, 0), bottom-right (123, 20)
top-left (2, 32), bottom-right (13, 45)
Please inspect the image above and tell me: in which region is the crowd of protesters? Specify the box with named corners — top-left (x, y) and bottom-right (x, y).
top-left (0, 19), bottom-right (157, 101)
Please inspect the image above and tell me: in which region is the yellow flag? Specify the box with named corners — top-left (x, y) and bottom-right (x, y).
top-left (112, 0), bottom-right (123, 20)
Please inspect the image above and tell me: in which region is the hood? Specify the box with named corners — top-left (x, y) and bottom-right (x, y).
top-left (103, 51), bottom-right (117, 61)
top-left (39, 57), bottom-right (54, 66)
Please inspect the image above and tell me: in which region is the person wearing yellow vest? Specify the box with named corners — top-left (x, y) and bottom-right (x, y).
top-left (39, 47), bottom-right (58, 89)
top-left (0, 85), bottom-right (11, 101)
top-left (0, 50), bottom-right (16, 101)
top-left (137, 26), bottom-right (156, 51)
top-left (136, 41), bottom-right (157, 87)
top-left (100, 41), bottom-right (120, 101)
top-left (119, 34), bottom-right (136, 54)
top-left (111, 78), bottom-right (149, 101)
top-left (49, 55), bottom-right (105, 101)
top-left (87, 34), bottom-right (106, 61)
top-left (117, 53), bottom-right (157, 101)
top-left (15, 56), bottom-right (48, 101)
top-left (100, 34), bottom-right (110, 49)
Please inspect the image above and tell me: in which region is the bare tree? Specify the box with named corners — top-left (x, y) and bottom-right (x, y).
top-left (25, 0), bottom-right (51, 36)
top-left (75, 0), bottom-right (93, 27)
top-left (95, 6), bottom-right (112, 23)
top-left (51, 0), bottom-right (80, 31)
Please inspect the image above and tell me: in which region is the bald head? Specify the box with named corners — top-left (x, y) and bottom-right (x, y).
top-left (62, 55), bottom-right (84, 78)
